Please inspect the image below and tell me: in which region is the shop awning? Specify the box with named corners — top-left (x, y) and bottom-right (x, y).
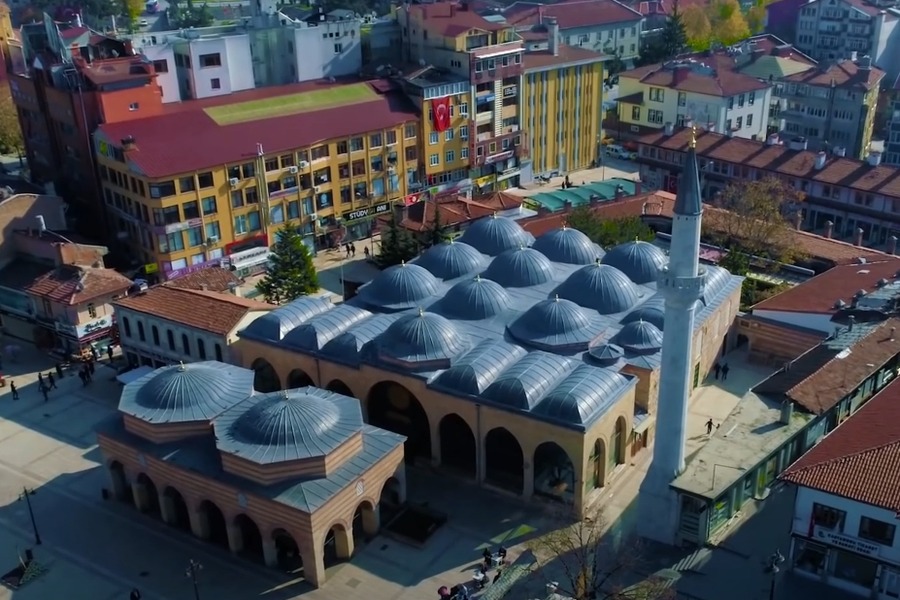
top-left (116, 365), bottom-right (154, 385)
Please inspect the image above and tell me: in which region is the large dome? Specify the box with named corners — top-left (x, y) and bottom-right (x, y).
top-left (120, 362), bottom-right (253, 423)
top-left (615, 320), bottom-right (664, 353)
top-left (704, 265), bottom-right (730, 298)
top-left (533, 364), bottom-right (633, 426)
top-left (601, 241), bottom-right (667, 284)
top-left (482, 247), bottom-right (554, 288)
top-left (458, 214), bottom-right (534, 256)
top-left (282, 304), bottom-right (372, 351)
top-left (219, 388), bottom-right (363, 464)
top-left (621, 295), bottom-right (666, 329)
top-left (377, 309), bottom-right (468, 365)
top-left (532, 227), bottom-right (603, 265)
top-left (509, 296), bottom-right (605, 352)
top-left (440, 275), bottom-right (512, 320)
top-left (414, 240), bottom-right (486, 280)
top-left (240, 297), bottom-right (332, 341)
top-left (555, 261), bottom-right (641, 314)
top-left (356, 262), bottom-right (440, 310)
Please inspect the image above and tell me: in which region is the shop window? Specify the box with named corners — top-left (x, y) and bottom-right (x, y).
top-left (793, 540), bottom-right (827, 576)
top-left (812, 503), bottom-right (845, 531)
top-left (859, 516), bottom-right (896, 545)
top-left (834, 549), bottom-right (878, 589)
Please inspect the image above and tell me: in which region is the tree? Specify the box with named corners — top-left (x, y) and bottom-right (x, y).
top-left (746, 4), bottom-right (767, 34)
top-left (122, 0), bottom-right (143, 25)
top-left (711, 0), bottom-right (751, 45)
top-left (682, 5), bottom-right (712, 51)
top-left (256, 224), bottom-right (318, 304)
top-left (566, 207), bottom-right (655, 249)
top-left (377, 214), bottom-right (419, 268)
top-left (705, 177), bottom-right (806, 267)
top-left (0, 88), bottom-right (22, 155)
top-left (637, 3), bottom-right (686, 64)
top-left (426, 203), bottom-right (448, 248)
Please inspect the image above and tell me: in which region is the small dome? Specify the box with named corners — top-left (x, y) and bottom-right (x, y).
top-left (587, 343), bottom-right (625, 367)
top-left (532, 227), bottom-right (603, 265)
top-left (120, 362), bottom-right (253, 423)
top-left (483, 351), bottom-right (575, 410)
top-left (555, 261), bottom-right (641, 314)
top-left (377, 309), bottom-right (468, 365)
top-left (704, 265), bottom-right (730, 298)
top-left (282, 304), bottom-right (372, 351)
top-left (534, 364), bottom-right (632, 426)
top-left (615, 320), bottom-right (664, 354)
top-left (482, 247), bottom-right (554, 288)
top-left (509, 296), bottom-right (605, 352)
top-left (356, 262), bottom-right (440, 310)
top-left (220, 388), bottom-right (363, 464)
top-left (621, 295), bottom-right (666, 329)
top-left (601, 241), bottom-right (667, 284)
top-left (459, 214), bottom-right (534, 256)
top-left (414, 240), bottom-right (486, 280)
top-left (441, 275), bottom-right (512, 320)
top-left (240, 297), bottom-right (332, 341)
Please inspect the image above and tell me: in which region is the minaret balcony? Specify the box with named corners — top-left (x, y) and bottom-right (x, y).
top-left (658, 266), bottom-right (707, 298)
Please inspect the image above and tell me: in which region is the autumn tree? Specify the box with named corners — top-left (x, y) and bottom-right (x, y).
top-left (122, 0), bottom-right (143, 25)
top-left (711, 0), bottom-right (751, 45)
top-left (682, 5), bottom-right (712, 51)
top-left (0, 88), bottom-right (22, 155)
top-left (747, 4), bottom-right (766, 33)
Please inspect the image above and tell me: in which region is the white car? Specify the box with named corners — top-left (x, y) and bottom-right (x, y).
top-left (605, 145), bottom-right (636, 160)
top-left (138, 18), bottom-right (149, 27)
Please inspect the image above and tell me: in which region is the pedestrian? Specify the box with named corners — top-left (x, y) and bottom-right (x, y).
top-left (88, 360), bottom-right (95, 376)
top-left (9, 381), bottom-right (18, 400)
top-left (47, 372), bottom-right (56, 390)
top-left (37, 372), bottom-right (43, 387)
top-left (493, 570), bottom-right (502, 584)
top-left (91, 346), bottom-right (99, 361)
top-left (41, 385), bottom-right (48, 403)
top-left (364, 246), bottom-right (370, 259)
top-left (350, 242), bottom-right (356, 257)
top-left (107, 345), bottom-right (114, 362)
top-left (721, 363), bottom-right (730, 381)
top-left (705, 418), bottom-right (714, 435)
top-left (345, 243), bottom-right (351, 257)
top-left (713, 362), bottom-right (721, 380)
top-left (55, 362), bottom-right (63, 378)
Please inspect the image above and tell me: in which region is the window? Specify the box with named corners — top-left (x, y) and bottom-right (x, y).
top-left (122, 317), bottom-right (132, 337)
top-left (406, 146), bottom-right (417, 161)
top-left (199, 53), bottom-right (221, 67)
top-left (336, 141), bottom-right (348, 155)
top-left (311, 145), bottom-right (330, 161)
top-left (460, 125), bottom-right (469, 140)
top-left (264, 157), bottom-right (279, 171)
top-left (371, 156), bottom-right (383, 172)
top-left (267, 180), bottom-right (282, 195)
top-left (446, 150), bottom-right (455, 162)
top-left (197, 172), bottom-right (213, 188)
top-left (445, 128), bottom-right (454, 141)
top-left (746, 114), bottom-right (753, 127)
top-left (186, 226), bottom-right (203, 247)
top-left (738, 94), bottom-right (745, 108)
top-left (334, 42), bottom-right (343, 53)
top-left (280, 154), bottom-right (295, 168)
top-left (386, 130), bottom-right (397, 145)
top-left (151, 325), bottom-right (160, 346)
top-left (178, 176), bottom-right (195, 193)
top-left (288, 200), bottom-right (300, 219)
top-left (430, 132), bottom-right (439, 145)
top-left (649, 87), bottom-right (664, 102)
top-left (231, 190), bottom-right (244, 208)
top-left (138, 321), bottom-right (146, 342)
top-left (283, 175), bottom-right (297, 189)
top-left (205, 221), bottom-right (220, 241)
top-left (370, 133), bottom-right (383, 147)
top-left (812, 503), bottom-right (845, 531)
top-left (404, 124), bottom-right (417, 139)
top-left (726, 118), bottom-right (732, 131)
top-left (197, 338), bottom-right (207, 360)
top-left (631, 106), bottom-right (641, 120)
top-left (736, 116), bottom-right (743, 129)
top-left (459, 102), bottom-right (469, 116)
top-left (215, 343), bottom-right (223, 362)
top-left (350, 137), bottom-right (364, 152)
top-left (166, 329), bottom-right (175, 350)
top-left (245, 187), bottom-right (258, 204)
top-left (748, 91), bottom-right (756, 106)
top-left (677, 92), bottom-right (686, 107)
top-left (149, 181), bottom-right (176, 198)
top-left (181, 333), bottom-right (191, 355)
top-left (241, 163), bottom-right (255, 178)
top-left (129, 102), bottom-right (139, 111)
top-left (648, 109), bottom-right (663, 124)
top-left (86, 303), bottom-right (97, 319)
top-left (210, 78), bottom-right (221, 90)
top-left (166, 231), bottom-right (185, 251)
top-left (859, 517), bottom-right (896, 545)
top-left (352, 160), bottom-right (366, 176)
top-left (182, 200), bottom-right (199, 220)
top-left (248, 210), bottom-right (261, 231)
top-left (430, 153), bottom-right (440, 166)
top-left (461, 146), bottom-right (469, 159)
top-left (201, 196), bottom-right (217, 215)
top-left (234, 214), bottom-right (248, 235)
top-left (153, 59), bottom-right (168, 73)
top-left (727, 96), bottom-right (734, 110)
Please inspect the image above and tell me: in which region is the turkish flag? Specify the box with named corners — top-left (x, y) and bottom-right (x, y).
top-left (432, 97), bottom-right (451, 132)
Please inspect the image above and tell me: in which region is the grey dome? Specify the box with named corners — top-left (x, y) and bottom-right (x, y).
top-left (414, 240), bottom-right (486, 279)
top-left (601, 241), bottom-right (667, 284)
top-left (621, 294), bottom-right (666, 329)
top-left (509, 296), bottom-right (605, 352)
top-left (587, 343), bottom-right (625, 367)
top-left (615, 320), bottom-right (664, 354)
top-left (218, 388), bottom-right (363, 464)
top-left (282, 304), bottom-right (372, 351)
top-left (356, 262), bottom-right (440, 311)
top-left (120, 361), bottom-right (253, 423)
top-left (377, 309), bottom-right (468, 366)
top-left (482, 247), bottom-right (554, 288)
top-left (441, 276), bottom-right (512, 320)
top-left (240, 297), bottom-right (332, 341)
top-left (532, 227), bottom-right (603, 265)
top-left (458, 214), bottom-right (534, 256)
top-left (434, 340), bottom-right (527, 395)
top-left (704, 265), bottom-right (730, 298)
top-left (534, 364), bottom-right (633, 426)
top-left (555, 261), bottom-right (641, 314)
top-left (321, 313), bottom-right (398, 364)
top-left (483, 351), bottom-right (575, 410)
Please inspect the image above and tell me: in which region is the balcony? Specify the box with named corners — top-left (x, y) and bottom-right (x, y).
top-left (471, 131), bottom-right (528, 166)
top-left (476, 111), bottom-right (493, 125)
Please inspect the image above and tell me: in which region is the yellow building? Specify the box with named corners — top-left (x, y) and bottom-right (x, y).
top-left (94, 82), bottom-right (419, 280)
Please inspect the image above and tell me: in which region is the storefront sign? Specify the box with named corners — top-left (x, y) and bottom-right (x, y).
top-left (226, 234), bottom-right (269, 256)
top-left (814, 527), bottom-right (880, 558)
top-left (474, 175), bottom-right (495, 187)
top-left (342, 201), bottom-right (392, 223)
top-left (404, 192), bottom-right (423, 206)
top-left (229, 247), bottom-right (271, 270)
top-left (485, 151), bottom-right (514, 165)
top-left (165, 259), bottom-right (222, 281)
top-left (75, 316), bottom-right (112, 339)
top-left (503, 85), bottom-right (517, 97)
top-left (497, 168), bottom-right (521, 182)
top-left (144, 262), bottom-right (159, 274)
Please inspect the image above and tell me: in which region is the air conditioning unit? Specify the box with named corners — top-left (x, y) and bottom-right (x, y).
top-left (309, 213), bottom-right (317, 221)
top-left (299, 160), bottom-right (310, 168)
top-left (288, 165), bottom-right (299, 174)
top-left (229, 177), bottom-right (239, 187)
top-left (207, 235), bottom-right (218, 243)
top-left (314, 186), bottom-right (320, 193)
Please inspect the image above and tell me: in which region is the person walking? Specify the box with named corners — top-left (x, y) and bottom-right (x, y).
top-left (107, 345), bottom-right (114, 362)
top-left (721, 363), bottom-right (730, 381)
top-left (350, 242), bottom-right (356, 257)
top-left (47, 372), bottom-right (57, 390)
top-left (705, 418), bottom-right (714, 435)
top-left (55, 362), bottom-right (63, 378)
top-left (364, 246), bottom-right (370, 260)
top-left (37, 372), bottom-right (43, 388)
top-left (9, 381), bottom-right (18, 400)
top-left (713, 362), bottom-right (721, 380)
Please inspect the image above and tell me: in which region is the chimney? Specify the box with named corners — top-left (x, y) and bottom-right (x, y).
top-left (200, 284), bottom-right (209, 291)
top-left (779, 399), bottom-right (794, 425)
top-left (121, 136), bottom-right (137, 151)
top-left (824, 220), bottom-right (834, 239)
top-left (793, 210), bottom-right (803, 230)
top-left (766, 133), bottom-right (779, 146)
top-left (538, 5), bottom-right (544, 23)
top-left (726, 129), bottom-right (734, 138)
top-left (664, 122), bottom-right (674, 136)
top-left (450, 2), bottom-right (455, 16)
top-left (833, 146), bottom-right (846, 157)
top-left (35, 215), bottom-right (46, 233)
top-left (634, 179), bottom-right (641, 194)
top-left (856, 227), bottom-right (865, 247)
top-left (547, 17), bottom-right (559, 57)
top-left (814, 151), bottom-right (827, 170)
top-left (868, 151), bottom-right (882, 167)
top-left (848, 314), bottom-right (856, 331)
top-left (672, 63), bottom-right (690, 85)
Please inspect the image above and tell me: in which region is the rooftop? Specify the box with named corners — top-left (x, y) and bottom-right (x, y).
top-left (163, 267), bottom-right (242, 293)
top-left (780, 57), bottom-right (884, 90)
top-left (526, 179), bottom-right (639, 213)
top-left (406, 2), bottom-right (508, 38)
top-left (519, 191), bottom-right (676, 236)
top-left (523, 44), bottom-right (605, 70)
top-left (401, 193), bottom-right (522, 233)
top-left (503, 0), bottom-right (643, 29)
top-left (638, 127), bottom-right (900, 198)
top-left (621, 56), bottom-right (769, 97)
top-left (779, 377), bottom-right (900, 513)
top-left (114, 286), bottom-right (272, 336)
top-left (77, 56), bottom-right (155, 86)
top-left (25, 265), bottom-right (132, 305)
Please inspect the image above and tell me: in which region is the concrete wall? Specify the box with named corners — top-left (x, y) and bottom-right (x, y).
top-left (0, 194), bottom-right (67, 267)
top-left (293, 20), bottom-right (362, 83)
top-left (116, 306), bottom-right (229, 365)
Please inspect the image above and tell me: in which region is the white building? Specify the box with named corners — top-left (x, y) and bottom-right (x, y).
top-left (780, 378), bottom-right (900, 599)
top-left (113, 285), bottom-right (272, 368)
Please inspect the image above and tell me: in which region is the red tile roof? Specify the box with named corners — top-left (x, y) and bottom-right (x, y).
top-left (163, 267), bottom-right (241, 293)
top-left (25, 265), bottom-right (132, 305)
top-left (524, 44), bottom-right (605, 69)
top-left (97, 82), bottom-right (419, 178)
top-left (639, 127), bottom-right (900, 198)
top-left (407, 3), bottom-right (506, 37)
top-left (780, 376), bottom-right (900, 513)
top-left (402, 195), bottom-right (521, 232)
top-left (621, 56), bottom-right (769, 97)
top-left (782, 59), bottom-right (884, 91)
top-left (505, 0), bottom-right (642, 28)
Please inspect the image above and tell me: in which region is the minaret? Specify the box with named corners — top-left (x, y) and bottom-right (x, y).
top-left (637, 127), bottom-right (706, 545)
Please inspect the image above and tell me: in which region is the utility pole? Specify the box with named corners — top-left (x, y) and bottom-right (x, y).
top-left (766, 548), bottom-right (785, 600)
top-left (19, 487), bottom-right (41, 545)
top-left (186, 559), bottom-right (203, 600)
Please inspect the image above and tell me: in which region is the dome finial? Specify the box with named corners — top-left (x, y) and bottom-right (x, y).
top-left (178, 361), bottom-right (185, 372)
top-left (418, 306), bottom-right (425, 317)
top-left (401, 260), bottom-right (406, 266)
top-left (491, 212), bottom-right (498, 218)
top-left (282, 389), bottom-right (289, 400)
top-left (554, 293), bottom-right (560, 302)
top-left (634, 235), bottom-right (640, 242)
top-left (595, 257), bottom-right (602, 265)
top-left (475, 274), bottom-right (481, 282)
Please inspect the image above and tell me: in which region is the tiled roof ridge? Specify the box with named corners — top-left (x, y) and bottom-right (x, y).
top-left (783, 438), bottom-right (900, 477)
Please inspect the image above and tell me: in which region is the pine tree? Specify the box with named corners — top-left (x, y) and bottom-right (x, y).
top-left (426, 202), bottom-right (448, 248)
top-left (638, 1), bottom-right (688, 64)
top-left (377, 215), bottom-right (419, 268)
top-left (256, 224), bottom-right (318, 304)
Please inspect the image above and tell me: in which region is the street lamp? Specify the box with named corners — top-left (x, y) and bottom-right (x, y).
top-left (18, 487), bottom-right (41, 545)
top-left (766, 548), bottom-right (785, 600)
top-left (186, 559), bottom-right (203, 600)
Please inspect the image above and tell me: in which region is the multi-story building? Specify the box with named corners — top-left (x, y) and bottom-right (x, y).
top-left (94, 80), bottom-right (419, 280)
top-left (617, 56), bottom-right (772, 140)
top-left (883, 75), bottom-right (900, 165)
top-left (780, 376), bottom-right (900, 599)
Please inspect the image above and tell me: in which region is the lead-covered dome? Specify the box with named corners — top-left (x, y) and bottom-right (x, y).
top-left (119, 362), bottom-right (254, 423)
top-left (601, 240), bottom-right (667, 284)
top-left (414, 240), bottom-right (486, 280)
top-left (704, 265), bottom-right (730, 298)
top-left (482, 247), bottom-right (554, 288)
top-left (356, 262), bottom-right (440, 311)
top-left (532, 227), bottom-right (603, 265)
top-left (240, 297), bottom-right (332, 341)
top-left (377, 309), bottom-right (468, 366)
top-left (555, 260), bottom-right (641, 314)
top-left (588, 343), bottom-right (625, 367)
top-left (459, 214), bottom-right (534, 256)
top-left (533, 364), bottom-right (633, 426)
top-left (509, 296), bottom-right (605, 352)
top-left (217, 388), bottom-right (363, 464)
top-left (615, 319), bottom-right (664, 354)
top-left (440, 275), bottom-right (512, 320)
top-left (621, 295), bottom-right (666, 329)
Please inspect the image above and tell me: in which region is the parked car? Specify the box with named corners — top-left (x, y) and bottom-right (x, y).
top-left (605, 144), bottom-right (637, 160)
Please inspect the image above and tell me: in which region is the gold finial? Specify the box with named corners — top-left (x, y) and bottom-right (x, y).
top-left (282, 389), bottom-right (290, 400)
top-left (178, 361), bottom-right (185, 372)
top-left (689, 125), bottom-right (698, 149)
top-left (418, 306), bottom-right (425, 316)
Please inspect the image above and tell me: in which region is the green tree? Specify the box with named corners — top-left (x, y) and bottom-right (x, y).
top-left (122, 0), bottom-right (143, 25)
top-left (256, 224), bottom-right (318, 304)
top-left (377, 215), bottom-right (419, 268)
top-left (0, 88), bottom-right (23, 154)
top-left (566, 207), bottom-right (655, 249)
top-left (640, 3), bottom-right (687, 64)
top-left (426, 203), bottom-right (448, 248)
top-left (682, 5), bottom-right (712, 51)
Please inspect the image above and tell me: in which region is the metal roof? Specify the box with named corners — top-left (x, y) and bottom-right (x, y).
top-left (438, 275), bottom-right (513, 320)
top-left (615, 320), bottom-right (664, 354)
top-left (554, 261), bottom-right (642, 314)
top-left (533, 364), bottom-right (633, 426)
top-left (118, 362), bottom-right (254, 424)
top-left (282, 304), bottom-right (372, 351)
top-left (355, 262), bottom-right (441, 311)
top-left (601, 240), bottom-right (667, 284)
top-left (241, 296), bottom-right (332, 341)
top-left (413, 240), bottom-right (487, 280)
top-left (531, 227), bottom-right (604, 265)
top-left (508, 297), bottom-right (607, 353)
top-left (215, 388), bottom-right (364, 465)
top-left (587, 343), bottom-right (625, 367)
top-left (703, 265), bottom-right (732, 299)
top-left (320, 313), bottom-right (399, 365)
top-left (458, 213), bottom-right (535, 256)
top-left (621, 294), bottom-right (666, 329)
top-left (482, 247), bottom-right (554, 287)
top-left (376, 309), bottom-right (469, 367)
top-left (433, 339), bottom-right (527, 395)
top-left (483, 351), bottom-right (576, 410)
top-left (526, 179), bottom-right (638, 212)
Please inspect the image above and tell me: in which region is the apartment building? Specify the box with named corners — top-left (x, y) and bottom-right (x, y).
top-left (617, 56), bottom-right (772, 140)
top-left (93, 80), bottom-right (419, 280)
top-left (636, 127), bottom-right (900, 247)
top-left (883, 76), bottom-right (900, 165)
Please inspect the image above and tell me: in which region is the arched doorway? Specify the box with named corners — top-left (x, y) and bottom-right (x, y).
top-left (438, 414), bottom-right (476, 477)
top-left (592, 439), bottom-right (607, 489)
top-left (162, 486), bottom-right (191, 531)
top-left (108, 460), bottom-right (129, 501)
top-left (287, 368), bottom-right (314, 389)
top-left (379, 477), bottom-right (403, 522)
top-left (272, 528), bottom-right (303, 573)
top-left (234, 514), bottom-right (264, 563)
top-left (484, 428), bottom-right (524, 494)
top-left (326, 379), bottom-right (354, 397)
top-left (251, 358), bottom-right (281, 393)
top-left (198, 500), bottom-right (228, 548)
top-left (367, 381), bottom-right (431, 463)
top-left (609, 417), bottom-right (626, 473)
top-left (323, 524), bottom-right (352, 567)
top-left (352, 500), bottom-right (379, 541)
top-left (135, 473), bottom-right (161, 517)
top-left (533, 442), bottom-right (576, 504)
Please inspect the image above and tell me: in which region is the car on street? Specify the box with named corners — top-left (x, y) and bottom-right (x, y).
top-left (605, 144), bottom-right (637, 160)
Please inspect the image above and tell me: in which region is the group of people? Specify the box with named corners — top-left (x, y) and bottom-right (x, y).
top-left (6, 347), bottom-right (109, 401)
top-left (712, 362), bottom-right (731, 381)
